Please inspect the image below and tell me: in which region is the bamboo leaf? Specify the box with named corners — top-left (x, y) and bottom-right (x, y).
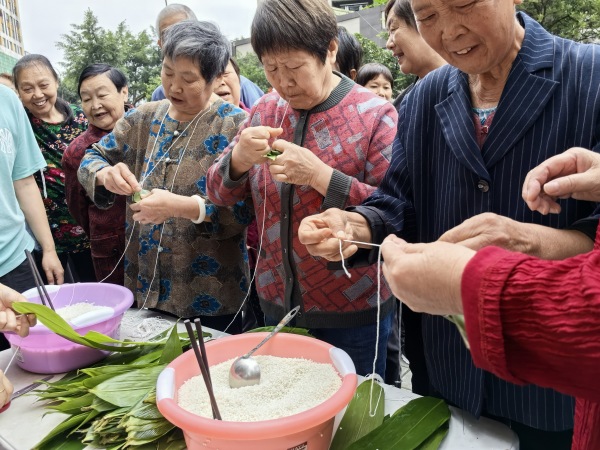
top-left (347, 397), bottom-right (450, 450)
top-left (445, 314), bottom-right (469, 349)
top-left (90, 365), bottom-right (164, 407)
top-left (330, 379), bottom-right (385, 450)
top-left (33, 412), bottom-right (90, 449)
top-left (159, 325), bottom-right (183, 364)
top-left (246, 326), bottom-right (313, 337)
top-left (417, 422), bottom-right (449, 449)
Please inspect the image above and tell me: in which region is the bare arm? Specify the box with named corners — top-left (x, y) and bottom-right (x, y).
top-left (14, 175), bottom-right (64, 284)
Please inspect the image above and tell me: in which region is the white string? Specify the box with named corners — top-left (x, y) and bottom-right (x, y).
top-left (338, 237), bottom-right (388, 416)
top-left (3, 347), bottom-right (19, 374)
top-left (222, 100), bottom-right (289, 333)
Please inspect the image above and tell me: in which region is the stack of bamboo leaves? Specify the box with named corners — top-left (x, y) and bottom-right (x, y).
top-left (11, 302), bottom-right (207, 450)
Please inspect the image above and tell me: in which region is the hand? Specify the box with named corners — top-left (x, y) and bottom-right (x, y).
top-left (522, 147), bottom-right (600, 214)
top-left (130, 189), bottom-right (175, 224)
top-left (230, 126), bottom-right (283, 178)
top-left (41, 250), bottom-right (64, 285)
top-left (97, 163), bottom-right (141, 196)
top-left (0, 283), bottom-right (36, 337)
top-left (0, 371), bottom-right (13, 409)
top-left (298, 209), bottom-right (369, 261)
top-left (381, 235), bottom-right (475, 315)
top-left (438, 213), bottom-right (534, 253)
top-left (268, 140), bottom-right (333, 190)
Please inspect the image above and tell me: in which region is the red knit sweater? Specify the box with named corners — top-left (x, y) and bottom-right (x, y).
top-left (463, 224), bottom-right (600, 450)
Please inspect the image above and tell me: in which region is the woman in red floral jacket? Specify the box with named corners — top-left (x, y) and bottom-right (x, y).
top-left (62, 64), bottom-right (130, 285)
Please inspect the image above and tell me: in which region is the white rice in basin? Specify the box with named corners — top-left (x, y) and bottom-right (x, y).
top-left (177, 355), bottom-right (342, 422)
top-left (56, 302), bottom-right (110, 321)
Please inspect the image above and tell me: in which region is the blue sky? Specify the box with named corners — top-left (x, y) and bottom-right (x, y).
top-left (19, 0), bottom-right (257, 73)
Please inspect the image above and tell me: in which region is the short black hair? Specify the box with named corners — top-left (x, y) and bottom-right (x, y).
top-left (336, 26), bottom-right (363, 78)
top-left (228, 58), bottom-right (241, 79)
top-left (77, 63), bottom-right (128, 97)
top-left (356, 63), bottom-right (394, 88)
top-left (251, 0), bottom-right (337, 64)
top-left (384, 0), bottom-right (417, 30)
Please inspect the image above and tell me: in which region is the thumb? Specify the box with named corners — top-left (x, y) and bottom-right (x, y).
top-left (265, 126), bottom-right (284, 139)
top-left (543, 174), bottom-right (589, 198)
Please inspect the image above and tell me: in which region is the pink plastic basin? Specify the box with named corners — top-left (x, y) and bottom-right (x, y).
top-left (157, 333), bottom-right (357, 450)
top-left (5, 283), bottom-right (133, 374)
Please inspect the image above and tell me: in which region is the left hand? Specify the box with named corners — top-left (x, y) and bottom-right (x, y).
top-left (130, 189), bottom-right (175, 224)
top-left (0, 283), bottom-right (36, 337)
top-left (0, 371), bottom-right (13, 409)
top-left (438, 212), bottom-right (534, 253)
top-left (381, 235), bottom-right (475, 315)
top-left (41, 250), bottom-right (64, 285)
top-left (268, 139), bottom-right (333, 188)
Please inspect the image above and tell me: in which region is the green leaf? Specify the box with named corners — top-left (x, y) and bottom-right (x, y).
top-left (417, 422), bottom-right (449, 449)
top-left (330, 378), bottom-right (385, 450)
top-left (90, 365), bottom-right (165, 407)
top-left (347, 397), bottom-right (450, 450)
top-left (246, 326), bottom-right (313, 337)
top-left (33, 412), bottom-right (90, 449)
top-left (159, 325), bottom-right (183, 364)
top-left (445, 314), bottom-right (469, 349)
top-left (265, 149), bottom-right (281, 160)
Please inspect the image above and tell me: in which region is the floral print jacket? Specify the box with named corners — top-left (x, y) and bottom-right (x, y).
top-left (78, 99), bottom-right (251, 318)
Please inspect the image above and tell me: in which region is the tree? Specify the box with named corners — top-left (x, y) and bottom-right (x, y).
top-left (56, 9), bottom-right (161, 104)
top-left (355, 34), bottom-right (413, 96)
top-left (519, 0), bottom-right (600, 42)
top-left (236, 52), bottom-right (271, 93)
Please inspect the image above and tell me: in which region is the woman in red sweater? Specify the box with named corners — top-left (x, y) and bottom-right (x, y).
top-left (378, 147), bottom-right (600, 450)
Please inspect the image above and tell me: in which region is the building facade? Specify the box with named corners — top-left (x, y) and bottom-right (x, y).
top-left (0, 0), bottom-right (24, 73)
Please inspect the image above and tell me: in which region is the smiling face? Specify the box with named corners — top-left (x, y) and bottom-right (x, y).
top-left (365, 74), bottom-right (393, 101)
top-left (262, 42), bottom-right (339, 111)
top-left (213, 61), bottom-right (241, 107)
top-left (16, 64), bottom-right (60, 120)
top-left (79, 73), bottom-right (128, 131)
top-left (410, 0), bottom-right (524, 76)
top-left (161, 56), bottom-right (214, 121)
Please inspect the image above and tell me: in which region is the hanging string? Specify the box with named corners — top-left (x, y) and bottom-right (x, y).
top-left (3, 346), bottom-right (19, 374)
top-left (222, 100), bottom-right (289, 333)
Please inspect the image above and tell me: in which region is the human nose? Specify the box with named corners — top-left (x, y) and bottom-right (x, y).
top-left (386, 32), bottom-right (394, 50)
top-left (32, 87), bottom-right (43, 98)
top-left (441, 18), bottom-right (466, 42)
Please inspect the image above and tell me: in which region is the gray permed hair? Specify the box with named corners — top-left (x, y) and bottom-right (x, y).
top-left (161, 20), bottom-right (231, 84)
top-left (155, 3), bottom-right (197, 34)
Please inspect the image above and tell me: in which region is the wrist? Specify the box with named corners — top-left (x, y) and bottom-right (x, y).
top-left (230, 145), bottom-right (252, 180)
top-left (190, 195), bottom-right (207, 224)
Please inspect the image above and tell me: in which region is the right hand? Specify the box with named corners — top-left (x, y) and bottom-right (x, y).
top-left (0, 283), bottom-right (36, 337)
top-left (522, 147), bottom-right (600, 214)
top-left (231, 126), bottom-right (283, 176)
top-left (96, 163), bottom-right (141, 196)
top-left (41, 249), bottom-right (64, 285)
top-left (298, 209), bottom-right (366, 261)
top-left (0, 371), bottom-right (13, 409)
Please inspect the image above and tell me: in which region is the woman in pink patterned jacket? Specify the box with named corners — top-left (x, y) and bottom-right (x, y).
top-left (206, 0), bottom-right (398, 377)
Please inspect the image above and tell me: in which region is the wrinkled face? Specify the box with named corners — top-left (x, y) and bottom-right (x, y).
top-left (80, 73), bottom-right (128, 131)
top-left (386, 14), bottom-right (433, 77)
top-left (161, 56), bottom-right (214, 119)
top-left (364, 74), bottom-right (393, 101)
top-left (262, 43), bottom-right (338, 110)
top-left (213, 61), bottom-right (241, 107)
top-left (411, 0), bottom-right (522, 75)
top-left (16, 64), bottom-right (59, 119)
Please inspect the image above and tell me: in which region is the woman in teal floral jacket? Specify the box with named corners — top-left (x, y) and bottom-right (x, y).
top-left (78, 21), bottom-right (251, 333)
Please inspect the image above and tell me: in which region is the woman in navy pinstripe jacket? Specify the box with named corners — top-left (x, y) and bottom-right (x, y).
top-left (300, 1), bottom-right (600, 448)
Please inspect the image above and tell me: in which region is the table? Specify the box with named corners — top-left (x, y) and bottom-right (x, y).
top-left (0, 310), bottom-right (518, 450)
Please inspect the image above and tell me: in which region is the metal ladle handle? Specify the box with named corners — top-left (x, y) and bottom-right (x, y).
top-left (242, 306), bottom-right (301, 358)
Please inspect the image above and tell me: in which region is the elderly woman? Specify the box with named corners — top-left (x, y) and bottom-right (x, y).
top-left (206, 0), bottom-right (398, 377)
top-left (213, 58), bottom-right (247, 112)
top-left (356, 63), bottom-right (394, 101)
top-left (62, 64), bottom-right (130, 285)
top-left (13, 55), bottom-right (93, 283)
top-left (300, 0), bottom-right (600, 448)
top-left (78, 21), bottom-right (250, 333)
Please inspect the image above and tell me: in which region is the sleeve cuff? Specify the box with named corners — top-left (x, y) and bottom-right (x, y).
top-left (322, 169), bottom-right (352, 211)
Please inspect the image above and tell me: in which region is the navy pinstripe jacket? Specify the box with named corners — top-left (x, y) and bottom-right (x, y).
top-left (354, 13), bottom-right (600, 431)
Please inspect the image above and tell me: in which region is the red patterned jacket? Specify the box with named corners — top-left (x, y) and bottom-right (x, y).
top-left (207, 76), bottom-right (397, 328)
top-left (62, 122), bottom-right (126, 284)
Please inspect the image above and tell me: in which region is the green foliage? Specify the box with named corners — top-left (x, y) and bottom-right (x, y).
top-left (519, 0), bottom-right (600, 42)
top-left (355, 34), bottom-right (414, 97)
top-left (56, 8), bottom-right (161, 105)
top-left (236, 52), bottom-right (271, 93)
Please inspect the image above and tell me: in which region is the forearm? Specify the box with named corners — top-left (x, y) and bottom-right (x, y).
top-left (14, 176), bottom-right (56, 253)
top-left (311, 164), bottom-right (334, 198)
top-left (525, 223), bottom-right (594, 259)
top-left (173, 194), bottom-right (211, 223)
top-left (230, 144), bottom-right (253, 180)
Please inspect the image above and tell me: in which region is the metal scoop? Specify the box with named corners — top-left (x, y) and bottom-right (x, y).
top-left (229, 306), bottom-right (300, 388)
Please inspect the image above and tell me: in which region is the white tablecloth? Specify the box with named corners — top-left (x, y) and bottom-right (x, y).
top-left (0, 310), bottom-right (518, 450)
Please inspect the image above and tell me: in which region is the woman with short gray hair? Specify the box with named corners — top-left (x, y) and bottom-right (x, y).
top-left (78, 20), bottom-right (251, 333)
